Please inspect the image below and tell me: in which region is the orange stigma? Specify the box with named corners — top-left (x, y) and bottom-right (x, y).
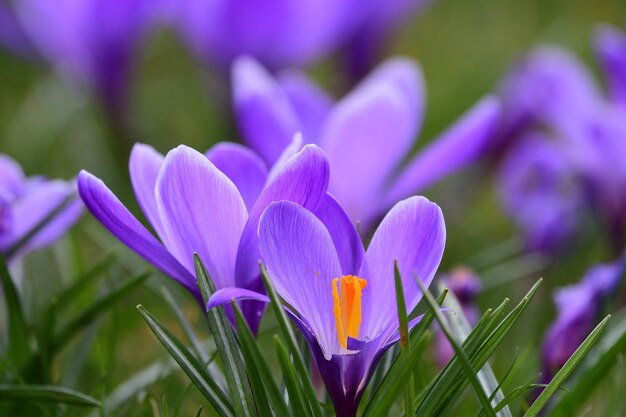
top-left (332, 275), bottom-right (368, 349)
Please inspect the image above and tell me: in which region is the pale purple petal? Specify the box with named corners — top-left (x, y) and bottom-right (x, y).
top-left (155, 145), bottom-right (248, 290)
top-left (232, 56), bottom-right (301, 165)
top-left (318, 75), bottom-right (416, 224)
top-left (207, 287), bottom-right (270, 309)
top-left (259, 200), bottom-right (343, 359)
top-left (385, 96), bottom-right (500, 205)
top-left (594, 24), bottom-right (626, 107)
top-left (360, 196), bottom-right (445, 340)
top-left (313, 193), bottom-right (364, 275)
top-left (234, 144), bottom-right (329, 290)
top-left (129, 143), bottom-right (165, 235)
top-left (266, 133), bottom-right (304, 183)
top-left (77, 170), bottom-right (197, 294)
top-left (0, 154), bottom-right (25, 197)
top-left (206, 142), bottom-right (268, 211)
top-left (0, 4), bottom-right (34, 57)
top-left (276, 70), bottom-right (334, 143)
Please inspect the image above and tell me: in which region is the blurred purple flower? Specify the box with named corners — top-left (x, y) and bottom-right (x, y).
top-left (541, 259), bottom-right (625, 378)
top-left (173, 0), bottom-right (363, 71)
top-left (233, 56), bottom-right (500, 228)
top-left (595, 24), bottom-right (626, 107)
top-left (5, 0), bottom-right (158, 120)
top-left (78, 142), bottom-right (329, 333)
top-left (0, 154), bottom-right (82, 262)
top-left (208, 196), bottom-right (446, 417)
top-left (498, 133), bottom-right (583, 254)
top-left (435, 267), bottom-right (482, 367)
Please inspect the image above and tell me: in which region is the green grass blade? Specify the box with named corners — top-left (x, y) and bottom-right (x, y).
top-left (195, 254), bottom-right (256, 417)
top-left (524, 315), bottom-right (611, 417)
top-left (137, 305), bottom-right (234, 417)
top-left (0, 384), bottom-right (100, 408)
top-left (233, 303), bottom-right (291, 417)
top-left (416, 279), bottom-right (497, 417)
top-left (274, 336), bottom-right (312, 417)
top-left (0, 255), bottom-right (31, 370)
top-left (549, 314), bottom-right (626, 416)
top-left (260, 263), bottom-right (323, 417)
top-left (394, 261), bottom-right (415, 417)
top-left (52, 270), bottom-right (150, 352)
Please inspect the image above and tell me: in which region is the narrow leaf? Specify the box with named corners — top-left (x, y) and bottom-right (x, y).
top-left (0, 255), bottom-right (30, 369)
top-left (0, 384), bottom-right (100, 408)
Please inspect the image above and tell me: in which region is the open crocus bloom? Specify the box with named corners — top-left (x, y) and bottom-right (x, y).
top-left (0, 154), bottom-right (82, 262)
top-left (78, 142), bottom-right (329, 333)
top-left (233, 56), bottom-right (499, 228)
top-left (209, 196), bottom-right (445, 416)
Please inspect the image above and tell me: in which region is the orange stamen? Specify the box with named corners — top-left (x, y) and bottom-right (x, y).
top-left (332, 275), bottom-right (368, 349)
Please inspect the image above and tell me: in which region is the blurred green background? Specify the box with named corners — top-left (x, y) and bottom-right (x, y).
top-left (1, 0), bottom-right (625, 415)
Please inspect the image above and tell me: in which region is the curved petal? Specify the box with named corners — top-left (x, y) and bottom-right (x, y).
top-left (234, 144), bottom-right (329, 290)
top-left (259, 200), bottom-right (343, 359)
top-left (232, 56), bottom-right (301, 165)
top-left (384, 96), bottom-right (500, 205)
top-left (277, 69), bottom-right (334, 143)
top-left (206, 142), bottom-right (268, 211)
top-left (266, 133), bottom-right (304, 183)
top-left (594, 24), bottom-right (626, 106)
top-left (78, 170), bottom-right (197, 294)
top-left (314, 193), bottom-right (364, 275)
top-left (360, 196), bottom-right (446, 339)
top-left (129, 143), bottom-right (165, 236)
top-left (207, 287), bottom-right (270, 310)
top-left (156, 145), bottom-right (248, 290)
top-left (0, 154), bottom-right (25, 197)
top-left (318, 74), bottom-right (417, 224)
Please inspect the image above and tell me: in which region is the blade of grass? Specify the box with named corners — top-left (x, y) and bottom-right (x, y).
top-left (523, 315), bottom-right (611, 417)
top-left (195, 254), bottom-right (256, 417)
top-left (0, 384), bottom-right (100, 408)
top-left (260, 263), bottom-right (323, 417)
top-left (394, 261), bottom-right (415, 417)
top-left (274, 336), bottom-right (311, 417)
top-left (0, 255), bottom-right (30, 370)
top-left (137, 305), bottom-right (234, 417)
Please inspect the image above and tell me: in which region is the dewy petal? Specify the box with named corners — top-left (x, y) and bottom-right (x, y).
top-left (318, 75), bottom-right (416, 224)
top-left (206, 142), bottom-right (268, 211)
top-left (232, 56), bottom-right (301, 165)
top-left (234, 144), bottom-right (329, 290)
top-left (155, 145), bottom-right (248, 290)
top-left (78, 171), bottom-right (197, 294)
top-left (277, 69), bottom-right (334, 143)
top-left (259, 201), bottom-right (343, 359)
top-left (129, 143), bottom-right (165, 236)
top-left (594, 24), bottom-right (626, 107)
top-left (2, 180), bottom-right (82, 257)
top-left (384, 96), bottom-right (500, 206)
top-left (313, 193), bottom-right (364, 275)
top-left (360, 196), bottom-right (445, 339)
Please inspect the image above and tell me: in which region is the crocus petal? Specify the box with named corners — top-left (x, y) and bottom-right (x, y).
top-left (594, 24), bottom-right (626, 107)
top-left (277, 69), bottom-right (334, 143)
top-left (0, 154), bottom-right (25, 197)
top-left (385, 96), bottom-right (500, 206)
top-left (206, 142), bottom-right (268, 211)
top-left (266, 133), bottom-right (304, 183)
top-left (318, 74), bottom-right (416, 223)
top-left (155, 145), bottom-right (248, 290)
top-left (78, 171), bottom-right (197, 294)
top-left (234, 144), bottom-right (329, 290)
top-left (1, 180), bottom-right (83, 257)
top-left (129, 143), bottom-right (165, 235)
top-left (259, 200), bottom-right (343, 359)
top-left (360, 196), bottom-right (445, 340)
top-left (207, 287), bottom-right (270, 310)
top-left (314, 193), bottom-right (364, 275)
top-left (232, 56), bottom-right (301, 165)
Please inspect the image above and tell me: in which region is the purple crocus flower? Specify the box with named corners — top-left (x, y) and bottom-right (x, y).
top-left (498, 133), bottom-right (583, 254)
top-left (209, 196), bottom-right (445, 416)
top-left (173, 0), bottom-right (362, 71)
top-left (0, 154), bottom-right (82, 262)
top-left (541, 259), bottom-right (625, 379)
top-left (78, 142), bottom-right (329, 332)
top-left (233, 56), bottom-right (500, 228)
top-left (595, 24), bottom-right (626, 108)
top-left (435, 267), bottom-right (481, 367)
top-left (8, 0), bottom-right (156, 121)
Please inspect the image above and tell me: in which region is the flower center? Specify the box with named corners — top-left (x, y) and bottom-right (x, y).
top-left (332, 275), bottom-right (368, 349)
